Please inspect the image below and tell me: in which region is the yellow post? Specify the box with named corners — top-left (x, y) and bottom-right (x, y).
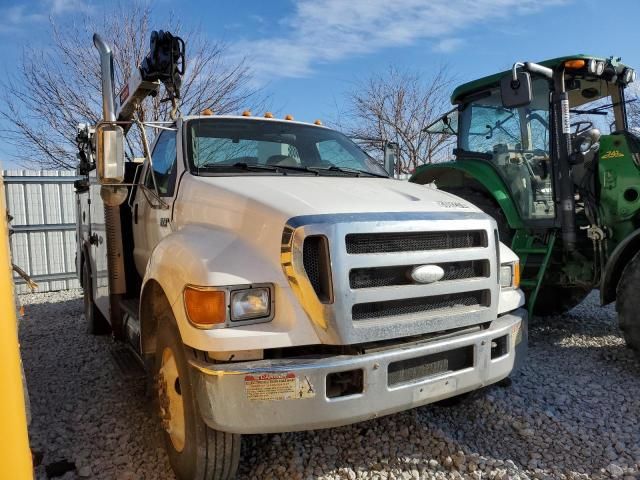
top-left (0, 174), bottom-right (33, 479)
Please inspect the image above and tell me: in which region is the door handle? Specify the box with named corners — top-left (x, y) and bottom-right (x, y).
top-left (134, 203), bottom-right (138, 224)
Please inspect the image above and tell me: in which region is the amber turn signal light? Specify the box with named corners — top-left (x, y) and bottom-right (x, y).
top-left (513, 262), bottom-right (521, 289)
top-left (184, 286), bottom-right (226, 327)
top-left (564, 59), bottom-right (586, 70)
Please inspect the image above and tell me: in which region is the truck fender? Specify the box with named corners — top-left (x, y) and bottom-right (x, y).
top-left (410, 162), bottom-right (524, 230)
top-left (138, 224), bottom-right (319, 353)
top-left (600, 228), bottom-right (640, 305)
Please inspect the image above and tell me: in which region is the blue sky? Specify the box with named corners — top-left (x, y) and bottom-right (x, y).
top-left (1, 0), bottom-right (640, 167)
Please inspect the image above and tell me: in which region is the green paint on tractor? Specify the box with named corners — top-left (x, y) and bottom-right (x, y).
top-left (410, 54), bottom-right (640, 349)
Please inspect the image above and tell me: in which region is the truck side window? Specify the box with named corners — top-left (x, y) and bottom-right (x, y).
top-left (146, 131), bottom-right (178, 196)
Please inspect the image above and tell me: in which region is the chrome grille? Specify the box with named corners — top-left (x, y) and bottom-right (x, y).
top-left (302, 235), bottom-right (332, 303)
top-left (352, 290), bottom-right (489, 321)
top-left (349, 260), bottom-right (489, 289)
top-left (346, 230), bottom-right (486, 254)
top-left (282, 212), bottom-right (499, 345)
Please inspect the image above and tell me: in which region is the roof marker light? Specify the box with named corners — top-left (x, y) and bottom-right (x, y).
top-left (264, 112), bottom-right (274, 118)
top-left (242, 110), bottom-right (252, 117)
top-left (284, 114), bottom-right (294, 120)
top-left (201, 108), bottom-right (213, 116)
top-left (314, 119), bottom-right (323, 126)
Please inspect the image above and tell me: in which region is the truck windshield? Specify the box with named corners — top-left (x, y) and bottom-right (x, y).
top-left (187, 118), bottom-right (387, 177)
top-left (458, 78), bottom-right (554, 221)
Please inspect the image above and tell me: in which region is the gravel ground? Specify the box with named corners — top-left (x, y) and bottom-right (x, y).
top-left (20, 290), bottom-right (640, 480)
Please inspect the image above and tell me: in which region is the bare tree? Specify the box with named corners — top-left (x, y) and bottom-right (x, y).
top-left (341, 65), bottom-right (455, 173)
top-left (0, 4), bottom-right (265, 169)
top-left (626, 84), bottom-right (640, 133)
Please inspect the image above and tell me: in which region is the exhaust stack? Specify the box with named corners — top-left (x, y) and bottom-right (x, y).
top-left (93, 34), bottom-right (116, 122)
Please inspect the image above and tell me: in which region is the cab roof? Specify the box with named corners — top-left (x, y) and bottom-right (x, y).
top-left (451, 54), bottom-right (629, 104)
top-left (182, 115), bottom-right (329, 129)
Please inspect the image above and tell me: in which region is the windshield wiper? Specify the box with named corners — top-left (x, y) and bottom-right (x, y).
top-left (571, 98), bottom-right (637, 116)
top-left (199, 162), bottom-right (287, 174)
top-left (199, 162), bottom-right (323, 176)
top-left (309, 165), bottom-right (388, 178)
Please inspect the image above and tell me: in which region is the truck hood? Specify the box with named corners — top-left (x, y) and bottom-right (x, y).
top-left (178, 175), bottom-right (479, 222)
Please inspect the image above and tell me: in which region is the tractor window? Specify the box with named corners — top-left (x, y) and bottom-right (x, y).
top-left (459, 78), bottom-right (554, 221)
top-left (567, 78), bottom-right (621, 134)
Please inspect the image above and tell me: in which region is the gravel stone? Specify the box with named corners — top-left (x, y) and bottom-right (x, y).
top-left (20, 290), bottom-right (640, 479)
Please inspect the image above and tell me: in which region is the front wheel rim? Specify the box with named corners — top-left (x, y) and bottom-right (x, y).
top-left (159, 347), bottom-right (186, 452)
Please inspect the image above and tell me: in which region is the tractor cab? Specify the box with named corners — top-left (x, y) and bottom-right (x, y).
top-left (424, 56), bottom-right (637, 231)
top-left (414, 56), bottom-right (640, 322)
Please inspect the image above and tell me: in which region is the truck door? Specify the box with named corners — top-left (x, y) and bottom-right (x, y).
top-left (131, 130), bottom-right (178, 276)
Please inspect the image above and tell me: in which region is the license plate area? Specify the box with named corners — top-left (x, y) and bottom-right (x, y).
top-left (387, 345), bottom-right (474, 387)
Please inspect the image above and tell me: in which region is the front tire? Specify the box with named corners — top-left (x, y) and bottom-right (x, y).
top-left (616, 251), bottom-right (640, 351)
top-left (440, 188), bottom-right (513, 244)
top-left (154, 310), bottom-right (241, 480)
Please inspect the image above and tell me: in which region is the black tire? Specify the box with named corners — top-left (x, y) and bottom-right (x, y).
top-left (154, 309), bottom-right (241, 480)
top-left (616, 251), bottom-right (640, 351)
top-left (441, 188), bottom-right (514, 244)
top-left (442, 187), bottom-right (590, 316)
top-left (533, 285), bottom-right (590, 317)
top-left (82, 260), bottom-right (111, 335)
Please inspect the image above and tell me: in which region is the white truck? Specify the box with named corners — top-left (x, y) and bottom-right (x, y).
top-left (75, 31), bottom-right (528, 480)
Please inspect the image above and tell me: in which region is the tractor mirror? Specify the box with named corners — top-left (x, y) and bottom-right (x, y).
top-left (383, 141), bottom-right (399, 177)
top-left (96, 124), bottom-right (125, 184)
top-left (500, 71), bottom-right (532, 108)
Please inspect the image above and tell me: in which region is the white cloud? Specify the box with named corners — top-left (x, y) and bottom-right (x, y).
top-left (432, 38), bottom-right (464, 54)
top-left (233, 0), bottom-right (567, 78)
top-left (0, 5), bottom-right (45, 33)
top-left (0, 0), bottom-right (89, 34)
top-left (48, 0), bottom-right (89, 14)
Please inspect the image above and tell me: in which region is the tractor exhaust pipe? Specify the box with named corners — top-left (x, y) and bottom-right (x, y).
top-left (93, 34), bottom-right (117, 122)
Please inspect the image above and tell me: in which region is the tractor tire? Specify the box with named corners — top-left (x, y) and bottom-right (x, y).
top-left (82, 260), bottom-right (111, 335)
top-left (154, 309), bottom-right (241, 480)
top-left (616, 251), bottom-right (640, 351)
top-left (532, 286), bottom-right (590, 316)
top-left (440, 188), bottom-right (514, 244)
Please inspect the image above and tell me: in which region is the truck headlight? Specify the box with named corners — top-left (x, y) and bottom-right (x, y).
top-left (500, 261), bottom-right (520, 289)
top-left (230, 287), bottom-right (271, 321)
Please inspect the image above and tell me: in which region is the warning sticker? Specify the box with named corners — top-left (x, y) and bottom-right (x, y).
top-left (244, 372), bottom-right (316, 401)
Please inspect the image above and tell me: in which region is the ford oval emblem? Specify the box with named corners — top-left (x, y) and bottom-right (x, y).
top-left (410, 265), bottom-right (445, 284)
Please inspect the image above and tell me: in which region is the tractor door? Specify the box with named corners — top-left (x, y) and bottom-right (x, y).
top-left (457, 78), bottom-right (556, 225)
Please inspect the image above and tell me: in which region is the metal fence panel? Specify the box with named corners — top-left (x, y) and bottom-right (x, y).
top-left (3, 170), bottom-right (81, 293)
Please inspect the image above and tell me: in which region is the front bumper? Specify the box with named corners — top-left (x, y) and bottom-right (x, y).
top-left (189, 309), bottom-right (527, 434)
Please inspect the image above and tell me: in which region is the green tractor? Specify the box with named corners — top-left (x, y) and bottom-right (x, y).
top-left (410, 55), bottom-right (640, 350)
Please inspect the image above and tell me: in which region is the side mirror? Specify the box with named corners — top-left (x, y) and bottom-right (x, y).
top-left (500, 71), bottom-right (532, 108)
top-left (384, 141), bottom-right (399, 177)
top-left (96, 124), bottom-right (125, 184)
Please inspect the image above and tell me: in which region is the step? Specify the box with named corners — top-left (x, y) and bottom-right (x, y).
top-left (520, 279), bottom-right (538, 288)
top-left (515, 247), bottom-right (549, 255)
